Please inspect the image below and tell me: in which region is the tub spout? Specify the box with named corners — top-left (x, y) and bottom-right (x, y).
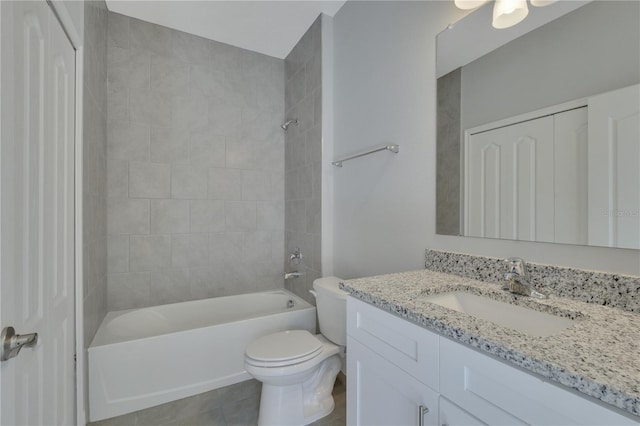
top-left (284, 271), bottom-right (304, 280)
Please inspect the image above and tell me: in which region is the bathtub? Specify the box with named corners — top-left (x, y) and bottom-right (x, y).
top-left (88, 289), bottom-right (316, 422)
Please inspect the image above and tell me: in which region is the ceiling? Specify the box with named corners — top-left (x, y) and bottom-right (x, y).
top-left (105, 0), bottom-right (346, 59)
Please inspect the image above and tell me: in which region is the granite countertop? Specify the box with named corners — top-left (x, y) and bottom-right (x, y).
top-left (341, 269), bottom-right (640, 417)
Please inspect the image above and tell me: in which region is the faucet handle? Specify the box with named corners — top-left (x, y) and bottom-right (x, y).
top-left (505, 257), bottom-right (526, 276)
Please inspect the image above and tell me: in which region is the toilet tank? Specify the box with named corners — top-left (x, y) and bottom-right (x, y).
top-left (313, 277), bottom-right (347, 346)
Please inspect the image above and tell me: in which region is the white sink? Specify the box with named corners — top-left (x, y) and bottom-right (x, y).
top-left (423, 291), bottom-right (575, 337)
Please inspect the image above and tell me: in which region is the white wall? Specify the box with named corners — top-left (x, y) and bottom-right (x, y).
top-left (461, 1), bottom-right (639, 131)
top-left (331, 1), bottom-right (640, 279)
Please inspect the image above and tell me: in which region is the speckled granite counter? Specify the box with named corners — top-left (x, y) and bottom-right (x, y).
top-left (341, 270), bottom-right (640, 417)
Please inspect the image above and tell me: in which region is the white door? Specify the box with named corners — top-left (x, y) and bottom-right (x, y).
top-left (553, 107), bottom-right (588, 245)
top-left (587, 84), bottom-right (640, 249)
top-left (1, 1), bottom-right (76, 424)
top-left (465, 116), bottom-right (555, 242)
top-left (347, 338), bottom-right (439, 426)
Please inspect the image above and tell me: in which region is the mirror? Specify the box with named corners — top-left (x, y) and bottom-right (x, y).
top-left (436, 0), bottom-right (640, 249)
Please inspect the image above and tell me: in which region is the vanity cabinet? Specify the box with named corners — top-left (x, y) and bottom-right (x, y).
top-left (347, 297), bottom-right (638, 426)
top-left (347, 338), bottom-right (438, 426)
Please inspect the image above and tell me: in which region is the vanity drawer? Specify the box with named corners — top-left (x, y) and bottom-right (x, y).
top-left (347, 297), bottom-right (439, 390)
top-left (439, 337), bottom-right (637, 426)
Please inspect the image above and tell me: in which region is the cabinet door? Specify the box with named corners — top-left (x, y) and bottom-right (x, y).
top-left (440, 337), bottom-right (637, 425)
top-left (347, 337), bottom-right (438, 426)
top-left (439, 397), bottom-right (486, 426)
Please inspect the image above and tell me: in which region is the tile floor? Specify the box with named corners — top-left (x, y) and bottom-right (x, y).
top-left (89, 375), bottom-right (346, 426)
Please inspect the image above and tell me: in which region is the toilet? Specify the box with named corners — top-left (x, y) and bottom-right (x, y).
top-left (244, 277), bottom-right (347, 426)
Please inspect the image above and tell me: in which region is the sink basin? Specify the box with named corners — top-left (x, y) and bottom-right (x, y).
top-left (423, 291), bottom-right (575, 337)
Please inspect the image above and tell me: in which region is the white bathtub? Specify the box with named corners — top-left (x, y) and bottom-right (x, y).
top-left (88, 289), bottom-right (316, 422)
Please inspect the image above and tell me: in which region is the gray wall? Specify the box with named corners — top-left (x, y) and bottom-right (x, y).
top-left (106, 13), bottom-right (285, 311)
top-left (332, 1), bottom-right (640, 278)
top-left (83, 0), bottom-right (108, 416)
top-left (436, 68), bottom-right (461, 236)
top-left (460, 1), bottom-right (640, 131)
top-left (284, 17), bottom-right (323, 305)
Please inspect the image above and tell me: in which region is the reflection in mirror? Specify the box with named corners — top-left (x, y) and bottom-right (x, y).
top-left (436, 1), bottom-right (640, 249)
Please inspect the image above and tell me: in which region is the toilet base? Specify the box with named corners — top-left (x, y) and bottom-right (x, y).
top-left (256, 355), bottom-right (341, 426)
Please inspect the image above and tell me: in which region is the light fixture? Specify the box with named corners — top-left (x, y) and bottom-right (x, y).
top-left (454, 0), bottom-right (558, 29)
top-left (492, 0), bottom-right (529, 29)
top-left (530, 0), bottom-right (557, 6)
top-left (454, 0), bottom-right (490, 10)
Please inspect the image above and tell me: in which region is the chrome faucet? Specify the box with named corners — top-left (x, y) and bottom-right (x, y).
top-left (284, 271), bottom-right (304, 280)
top-left (503, 257), bottom-right (547, 299)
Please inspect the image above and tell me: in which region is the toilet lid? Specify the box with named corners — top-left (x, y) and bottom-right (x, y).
top-left (245, 330), bottom-right (322, 364)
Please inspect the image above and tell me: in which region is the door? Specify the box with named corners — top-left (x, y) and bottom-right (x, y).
top-left (347, 338), bottom-right (438, 426)
top-left (1, 1), bottom-right (76, 424)
top-left (465, 115), bottom-right (555, 242)
top-left (587, 84), bottom-right (640, 249)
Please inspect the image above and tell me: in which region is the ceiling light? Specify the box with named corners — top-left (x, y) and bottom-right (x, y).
top-left (454, 0), bottom-right (557, 30)
top-left (530, 0), bottom-right (557, 6)
top-left (454, 0), bottom-right (490, 10)
top-left (493, 0), bottom-right (529, 29)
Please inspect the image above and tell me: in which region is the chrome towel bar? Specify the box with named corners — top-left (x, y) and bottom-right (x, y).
top-left (332, 144), bottom-right (399, 167)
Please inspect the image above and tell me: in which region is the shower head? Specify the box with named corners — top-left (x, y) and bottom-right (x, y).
top-left (281, 119), bottom-right (298, 131)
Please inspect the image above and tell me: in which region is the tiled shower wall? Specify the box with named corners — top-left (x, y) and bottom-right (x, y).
top-left (83, 0), bottom-right (108, 414)
top-left (106, 13), bottom-right (285, 310)
top-left (284, 16), bottom-right (322, 304)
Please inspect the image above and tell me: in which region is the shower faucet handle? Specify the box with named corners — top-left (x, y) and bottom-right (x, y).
top-left (289, 247), bottom-right (302, 265)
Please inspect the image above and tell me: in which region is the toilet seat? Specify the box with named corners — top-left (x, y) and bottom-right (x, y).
top-left (245, 330), bottom-right (323, 368)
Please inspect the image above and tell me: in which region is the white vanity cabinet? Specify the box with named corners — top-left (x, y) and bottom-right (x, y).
top-left (347, 297), bottom-right (638, 426)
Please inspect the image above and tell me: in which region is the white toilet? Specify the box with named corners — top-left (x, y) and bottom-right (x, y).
top-left (244, 277), bottom-right (347, 426)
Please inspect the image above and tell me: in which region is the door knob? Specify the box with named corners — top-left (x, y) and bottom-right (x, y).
top-left (1, 326), bottom-right (38, 361)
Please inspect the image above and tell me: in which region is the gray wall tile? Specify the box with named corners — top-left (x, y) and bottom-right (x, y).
top-left (129, 161), bottom-right (171, 198)
top-left (107, 12), bottom-right (129, 48)
top-left (106, 13), bottom-right (285, 309)
top-left (190, 130), bottom-right (226, 167)
top-left (107, 44), bottom-right (149, 90)
top-left (189, 266), bottom-right (227, 299)
top-left (242, 170), bottom-right (272, 201)
top-left (150, 269), bottom-right (190, 305)
top-left (190, 200), bottom-right (225, 232)
top-left (284, 16), bottom-right (322, 303)
top-left (150, 55), bottom-right (189, 95)
top-left (150, 126), bottom-right (189, 164)
top-left (107, 235), bottom-right (129, 273)
top-left (225, 201), bottom-right (257, 231)
top-left (226, 138), bottom-right (255, 169)
top-left (172, 234), bottom-right (209, 267)
top-left (257, 201), bottom-right (284, 230)
top-left (172, 95), bottom-right (208, 133)
top-left (171, 164), bottom-right (208, 199)
top-left (190, 65), bottom-right (226, 99)
top-left (130, 89), bottom-right (171, 126)
top-left (210, 41), bottom-right (243, 75)
top-left (83, 3), bottom-right (108, 416)
top-left (244, 231), bottom-right (272, 263)
top-left (172, 31), bottom-right (210, 66)
top-left (129, 234), bottom-right (171, 271)
top-left (107, 120), bottom-right (150, 161)
top-left (129, 17), bottom-right (172, 56)
top-left (208, 168), bottom-right (242, 200)
top-left (107, 159), bottom-right (128, 198)
top-left (209, 232), bottom-right (243, 264)
top-left (107, 198), bottom-right (150, 235)
top-left (108, 272), bottom-right (151, 310)
top-left (209, 103), bottom-right (242, 137)
top-left (151, 199), bottom-right (190, 234)
top-left (107, 85), bottom-right (129, 122)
